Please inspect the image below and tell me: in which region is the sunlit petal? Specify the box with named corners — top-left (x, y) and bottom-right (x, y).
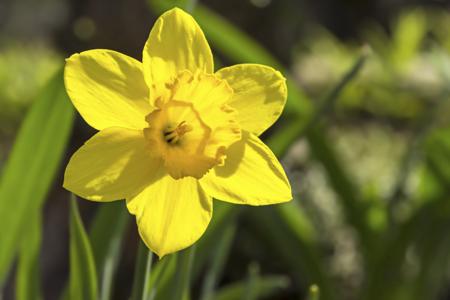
top-left (143, 8), bottom-right (213, 103)
top-left (200, 131), bottom-right (292, 205)
top-left (127, 175), bottom-right (212, 257)
top-left (65, 50), bottom-right (151, 130)
top-left (64, 127), bottom-right (162, 201)
top-left (216, 64), bottom-right (287, 135)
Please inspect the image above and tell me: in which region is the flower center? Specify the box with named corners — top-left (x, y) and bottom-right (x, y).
top-left (143, 70), bottom-right (241, 179)
top-left (163, 121), bottom-right (192, 144)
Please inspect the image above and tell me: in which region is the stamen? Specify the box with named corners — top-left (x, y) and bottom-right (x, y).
top-left (163, 121), bottom-right (192, 144)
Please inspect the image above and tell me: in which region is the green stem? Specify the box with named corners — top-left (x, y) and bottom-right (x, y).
top-left (267, 47), bottom-right (368, 157)
top-left (142, 251), bottom-right (154, 300)
top-left (130, 241), bottom-right (149, 300)
top-left (171, 246), bottom-right (196, 300)
top-left (243, 263), bottom-right (260, 300)
top-left (199, 223), bottom-right (236, 300)
top-left (99, 208), bottom-right (128, 300)
top-left (303, 46), bottom-right (369, 133)
top-left (387, 87), bottom-right (449, 222)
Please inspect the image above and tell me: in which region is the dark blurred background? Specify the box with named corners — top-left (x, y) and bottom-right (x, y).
top-left (1, 0), bottom-right (450, 299)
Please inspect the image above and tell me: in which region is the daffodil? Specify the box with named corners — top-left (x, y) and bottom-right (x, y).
top-left (63, 7), bottom-right (292, 257)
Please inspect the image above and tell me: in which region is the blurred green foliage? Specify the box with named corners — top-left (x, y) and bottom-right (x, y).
top-left (0, 43), bottom-right (61, 136)
top-left (0, 1), bottom-right (450, 300)
top-left (0, 68), bottom-right (74, 285)
top-left (295, 8), bottom-right (450, 122)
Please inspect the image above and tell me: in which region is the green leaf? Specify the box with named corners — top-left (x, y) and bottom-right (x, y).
top-left (267, 48), bottom-right (367, 157)
top-left (212, 275), bottom-right (289, 300)
top-left (247, 203), bottom-right (335, 300)
top-left (200, 223), bottom-right (236, 300)
top-left (15, 212), bottom-right (42, 300)
top-left (192, 201), bottom-right (239, 279)
top-left (263, 54), bottom-right (367, 300)
top-left (89, 202), bottom-right (129, 300)
top-left (59, 202), bottom-right (130, 300)
top-left (142, 250), bottom-right (154, 300)
top-left (273, 201), bottom-right (317, 246)
top-left (242, 263), bottom-right (260, 300)
top-left (130, 241), bottom-right (150, 300)
top-left (307, 127), bottom-right (372, 250)
top-left (0, 68), bottom-right (74, 283)
top-left (170, 246), bottom-right (195, 300)
top-left (362, 197), bottom-right (450, 300)
top-left (147, 254), bottom-right (177, 300)
top-left (69, 196), bottom-right (98, 300)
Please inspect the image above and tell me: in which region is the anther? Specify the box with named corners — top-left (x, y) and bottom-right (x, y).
top-left (163, 121), bottom-right (192, 144)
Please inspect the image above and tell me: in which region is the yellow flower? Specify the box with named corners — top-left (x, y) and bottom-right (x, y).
top-left (63, 7), bottom-right (292, 257)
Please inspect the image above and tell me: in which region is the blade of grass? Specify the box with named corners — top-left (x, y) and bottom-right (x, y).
top-left (364, 125), bottom-right (450, 300)
top-left (213, 275), bottom-right (289, 300)
top-left (387, 90), bottom-right (446, 221)
top-left (200, 223), bottom-right (236, 300)
top-left (267, 47), bottom-right (369, 156)
top-left (147, 254), bottom-right (176, 300)
top-left (272, 201), bottom-right (317, 246)
top-left (247, 202), bottom-right (334, 300)
top-left (15, 212), bottom-right (42, 300)
top-left (302, 48), bottom-right (368, 133)
top-left (414, 215), bottom-right (450, 300)
top-left (294, 53), bottom-right (367, 239)
top-left (142, 251), bottom-right (154, 300)
top-left (171, 246), bottom-right (196, 300)
top-left (362, 194), bottom-right (448, 300)
top-left (0, 68), bottom-right (74, 284)
top-left (69, 195), bottom-right (98, 300)
top-left (96, 205), bottom-right (129, 300)
top-left (89, 202), bottom-right (129, 269)
top-left (271, 52), bottom-right (370, 254)
top-left (307, 127), bottom-right (373, 252)
top-left (88, 202), bottom-right (129, 300)
top-left (192, 201), bottom-right (239, 278)
top-left (373, 128), bottom-right (450, 300)
top-left (243, 263), bottom-right (260, 300)
top-left (60, 202), bottom-right (130, 300)
top-left (264, 53), bottom-right (368, 299)
top-left (130, 241), bottom-right (150, 300)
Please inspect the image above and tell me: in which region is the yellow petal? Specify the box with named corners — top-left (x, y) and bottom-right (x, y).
top-left (200, 131), bottom-right (292, 205)
top-left (127, 175), bottom-right (212, 257)
top-left (143, 71), bottom-right (241, 180)
top-left (143, 7), bottom-right (213, 101)
top-left (216, 64), bottom-right (287, 136)
top-left (65, 50), bottom-right (151, 130)
top-left (64, 127), bottom-right (162, 201)
top-left (169, 71), bottom-right (241, 163)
